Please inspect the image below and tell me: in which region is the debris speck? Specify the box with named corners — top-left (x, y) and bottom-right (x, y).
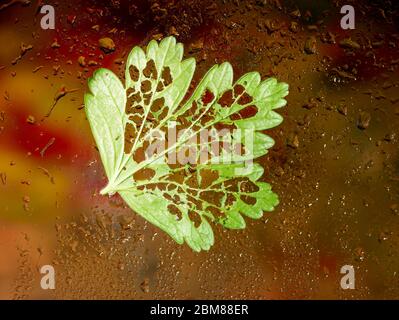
top-left (51, 39), bottom-right (61, 49)
top-left (38, 166), bottom-right (55, 184)
top-left (357, 111), bottom-right (371, 130)
top-left (98, 37), bottom-right (115, 54)
top-left (287, 134), bottom-right (299, 149)
top-left (78, 56), bottom-right (86, 67)
top-left (40, 137), bottom-right (55, 157)
top-left (32, 65), bottom-right (44, 73)
top-left (337, 105), bottom-right (348, 116)
top-left (339, 38), bottom-right (360, 50)
top-left (304, 36), bottom-right (317, 54)
top-left (0, 172), bottom-right (6, 185)
top-left (43, 86), bottom-right (78, 119)
top-left (140, 278), bottom-right (150, 293)
top-left (22, 195), bottom-right (30, 211)
top-left (11, 42), bottom-right (33, 65)
top-left (26, 115), bottom-right (35, 124)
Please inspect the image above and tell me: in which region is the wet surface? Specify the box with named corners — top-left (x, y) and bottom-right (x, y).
top-left (0, 0), bottom-right (398, 299)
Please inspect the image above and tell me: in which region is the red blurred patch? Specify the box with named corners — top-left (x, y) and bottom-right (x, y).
top-left (1, 102), bottom-right (91, 164)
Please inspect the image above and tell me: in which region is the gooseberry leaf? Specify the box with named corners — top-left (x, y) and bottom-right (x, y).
top-left (85, 36), bottom-right (288, 252)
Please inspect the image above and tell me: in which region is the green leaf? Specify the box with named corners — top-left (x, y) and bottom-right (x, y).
top-left (85, 36), bottom-right (289, 252)
top-left (85, 69), bottom-right (127, 179)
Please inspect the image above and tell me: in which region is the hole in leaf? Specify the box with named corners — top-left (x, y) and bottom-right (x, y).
top-left (200, 190), bottom-right (222, 207)
top-left (150, 97), bottom-right (165, 113)
top-left (238, 92), bottom-right (253, 105)
top-left (201, 89), bottom-right (215, 105)
top-left (225, 193), bottom-right (236, 207)
top-left (126, 88), bottom-right (135, 96)
top-left (172, 194), bottom-right (181, 204)
top-left (230, 105), bottom-right (258, 120)
top-left (188, 211), bottom-right (202, 228)
top-left (141, 80), bottom-right (152, 93)
top-left (143, 93), bottom-right (152, 105)
top-left (124, 123), bottom-right (136, 153)
top-left (233, 84), bottom-right (245, 96)
top-left (187, 195), bottom-right (202, 210)
top-left (240, 194), bottom-right (256, 205)
top-left (239, 179), bottom-right (259, 193)
top-left (129, 65), bottom-right (139, 82)
top-left (143, 59), bottom-right (157, 79)
top-left (224, 179), bottom-right (240, 192)
top-left (133, 142), bottom-right (149, 163)
top-left (133, 168), bottom-right (155, 181)
top-left (168, 171), bottom-right (185, 184)
top-left (156, 82), bottom-right (164, 92)
top-left (199, 169), bottom-right (219, 189)
top-left (161, 67), bottom-right (172, 86)
top-left (158, 106), bottom-right (168, 121)
top-left (168, 204), bottom-right (183, 221)
top-left (128, 91), bottom-right (142, 104)
top-left (208, 206), bottom-right (224, 219)
top-left (129, 114), bottom-right (142, 124)
top-left (218, 90), bottom-right (234, 107)
top-left (186, 174), bottom-right (199, 188)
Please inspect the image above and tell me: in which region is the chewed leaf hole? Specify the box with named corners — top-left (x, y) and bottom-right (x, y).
top-left (218, 89), bottom-right (234, 107)
top-left (143, 59), bottom-right (157, 79)
top-left (161, 66), bottom-right (173, 86)
top-left (141, 80), bottom-right (152, 93)
top-left (129, 65), bottom-right (139, 82)
top-left (240, 195), bottom-right (256, 205)
top-left (201, 89), bottom-right (215, 105)
top-left (230, 105), bottom-right (258, 120)
top-left (188, 211), bottom-right (202, 228)
top-left (133, 168), bottom-right (155, 181)
top-left (168, 204), bottom-right (183, 221)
